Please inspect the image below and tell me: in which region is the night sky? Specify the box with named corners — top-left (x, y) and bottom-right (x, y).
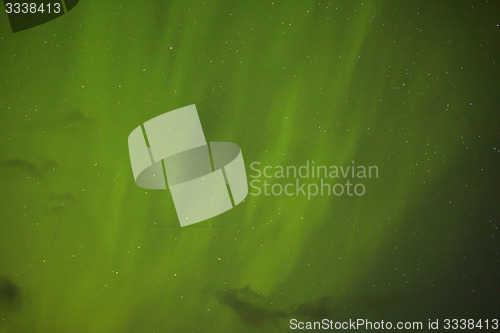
top-left (0, 1), bottom-right (499, 332)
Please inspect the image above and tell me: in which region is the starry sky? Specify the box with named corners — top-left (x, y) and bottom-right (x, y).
top-left (0, 1), bottom-right (499, 332)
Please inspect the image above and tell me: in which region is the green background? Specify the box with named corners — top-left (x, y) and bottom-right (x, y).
top-left (0, 0), bottom-right (499, 332)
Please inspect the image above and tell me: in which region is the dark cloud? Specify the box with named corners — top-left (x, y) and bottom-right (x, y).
top-left (216, 286), bottom-right (404, 327)
top-left (0, 158), bottom-right (58, 178)
top-left (0, 277), bottom-right (22, 311)
top-left (0, 159), bottom-right (44, 178)
top-left (63, 109), bottom-right (94, 127)
top-left (215, 286), bottom-right (286, 327)
top-left (51, 192), bottom-right (77, 213)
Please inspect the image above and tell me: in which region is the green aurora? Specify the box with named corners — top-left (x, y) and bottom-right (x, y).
top-left (0, 1), bottom-right (499, 332)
